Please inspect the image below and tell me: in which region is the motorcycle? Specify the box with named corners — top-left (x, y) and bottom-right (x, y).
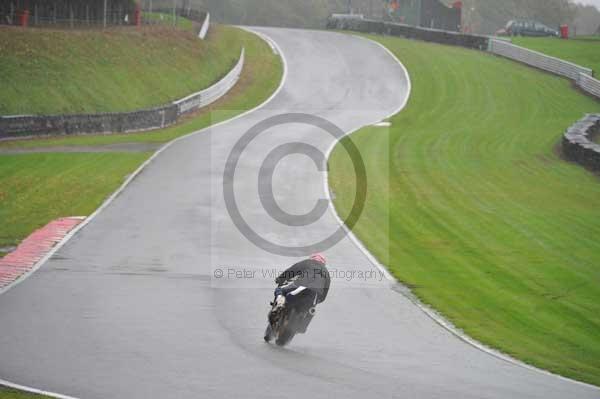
top-left (263, 287), bottom-right (318, 346)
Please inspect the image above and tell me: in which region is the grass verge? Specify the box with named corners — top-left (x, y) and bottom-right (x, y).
top-left (143, 12), bottom-right (195, 32)
top-left (0, 386), bottom-right (48, 399)
top-left (0, 24), bottom-right (241, 115)
top-left (0, 26), bottom-right (282, 250)
top-left (513, 36), bottom-right (600, 74)
top-left (0, 152), bottom-right (150, 249)
top-left (329, 34), bottom-right (600, 385)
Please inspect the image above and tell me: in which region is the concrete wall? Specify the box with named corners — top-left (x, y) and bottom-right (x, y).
top-left (0, 48), bottom-right (244, 140)
top-left (562, 114), bottom-right (600, 172)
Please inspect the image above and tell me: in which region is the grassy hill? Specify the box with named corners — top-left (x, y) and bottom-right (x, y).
top-left (329, 33), bottom-right (600, 385)
top-left (0, 25), bottom-right (282, 252)
top-left (0, 24), bottom-right (242, 115)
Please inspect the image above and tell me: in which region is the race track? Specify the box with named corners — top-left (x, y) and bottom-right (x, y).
top-left (1, 28), bottom-right (599, 399)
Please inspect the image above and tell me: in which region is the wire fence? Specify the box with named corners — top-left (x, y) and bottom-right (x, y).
top-left (0, 1), bottom-right (206, 29)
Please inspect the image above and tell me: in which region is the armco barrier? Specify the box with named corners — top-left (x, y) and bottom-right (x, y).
top-left (488, 39), bottom-right (593, 81)
top-left (0, 48), bottom-right (244, 139)
top-left (577, 73), bottom-right (600, 99)
top-left (562, 114), bottom-right (600, 171)
top-left (175, 48), bottom-right (244, 114)
top-left (327, 17), bottom-right (489, 50)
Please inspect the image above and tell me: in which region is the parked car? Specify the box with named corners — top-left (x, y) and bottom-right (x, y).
top-left (498, 20), bottom-right (559, 37)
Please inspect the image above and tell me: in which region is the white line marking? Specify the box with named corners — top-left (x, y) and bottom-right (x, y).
top-left (323, 34), bottom-right (410, 286)
top-left (241, 27), bottom-right (278, 55)
top-left (0, 26), bottom-right (288, 399)
top-left (0, 379), bottom-right (79, 399)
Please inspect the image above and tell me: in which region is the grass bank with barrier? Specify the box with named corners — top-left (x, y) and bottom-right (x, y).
top-left (0, 23), bottom-right (236, 116)
top-left (0, 26), bottom-right (282, 258)
top-left (329, 33), bottom-right (600, 386)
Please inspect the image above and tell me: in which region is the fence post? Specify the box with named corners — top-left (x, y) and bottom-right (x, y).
top-left (103, 0), bottom-right (107, 28)
top-left (34, 3), bottom-right (38, 25)
top-left (53, 2), bottom-right (56, 24)
top-left (172, 0), bottom-right (176, 27)
top-left (69, 3), bottom-right (73, 28)
top-left (135, 3), bottom-right (141, 27)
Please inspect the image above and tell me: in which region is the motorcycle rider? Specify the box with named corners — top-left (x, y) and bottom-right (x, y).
top-left (268, 254), bottom-right (330, 323)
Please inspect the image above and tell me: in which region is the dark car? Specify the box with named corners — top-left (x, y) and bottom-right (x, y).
top-left (501, 20), bottom-right (559, 37)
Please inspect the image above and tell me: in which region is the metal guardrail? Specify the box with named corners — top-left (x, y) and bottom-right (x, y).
top-left (488, 39), bottom-right (593, 81)
top-left (174, 47), bottom-right (244, 114)
top-left (577, 73), bottom-right (600, 99)
top-left (488, 39), bottom-right (600, 100)
top-left (330, 13), bottom-right (364, 20)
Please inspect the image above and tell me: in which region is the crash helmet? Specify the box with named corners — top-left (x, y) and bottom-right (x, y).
top-left (310, 253), bottom-right (327, 265)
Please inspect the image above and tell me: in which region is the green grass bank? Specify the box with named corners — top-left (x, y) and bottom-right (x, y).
top-left (0, 153), bottom-right (148, 250)
top-left (329, 34), bottom-right (600, 385)
top-left (0, 24), bottom-right (241, 115)
top-left (0, 26), bottom-right (282, 251)
top-left (0, 386), bottom-right (48, 399)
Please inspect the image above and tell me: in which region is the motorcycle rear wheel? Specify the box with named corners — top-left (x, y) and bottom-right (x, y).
top-left (275, 328), bottom-right (295, 346)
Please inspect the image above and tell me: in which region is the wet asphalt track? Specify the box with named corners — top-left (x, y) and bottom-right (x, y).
top-left (1, 28), bottom-right (599, 399)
